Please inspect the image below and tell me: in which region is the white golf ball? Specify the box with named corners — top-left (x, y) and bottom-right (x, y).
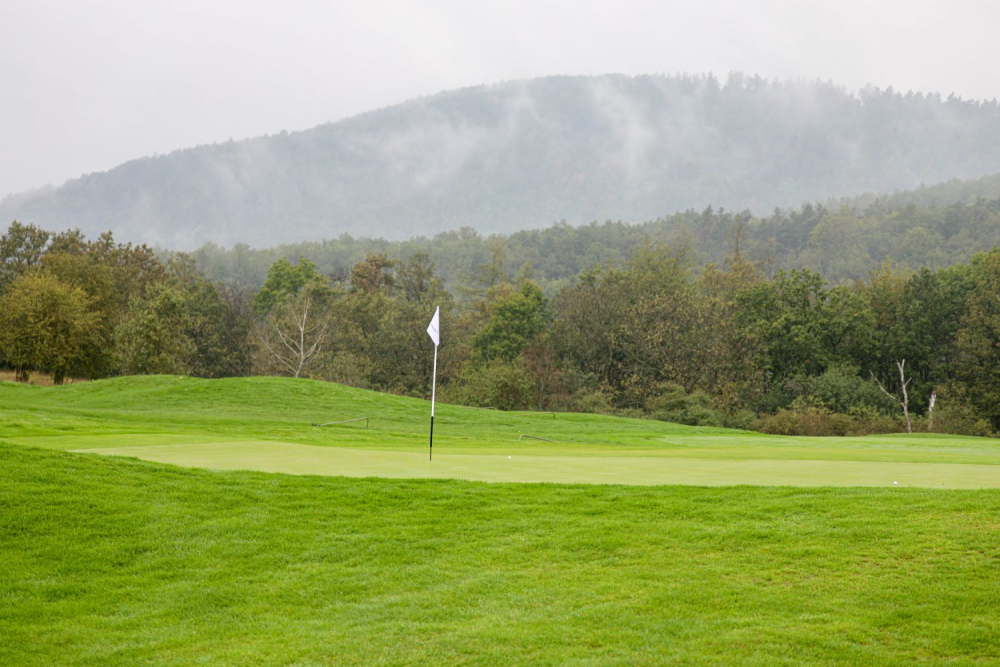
top-left (893, 481), bottom-right (898, 485)
top-left (508, 456), bottom-right (512, 459)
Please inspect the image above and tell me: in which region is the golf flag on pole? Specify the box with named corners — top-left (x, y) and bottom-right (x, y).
top-left (427, 306), bottom-right (440, 460)
top-left (427, 306), bottom-right (440, 346)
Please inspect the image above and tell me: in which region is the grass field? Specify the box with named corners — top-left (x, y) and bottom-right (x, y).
top-left (4, 375), bottom-right (1000, 488)
top-left (2, 375), bottom-right (1000, 663)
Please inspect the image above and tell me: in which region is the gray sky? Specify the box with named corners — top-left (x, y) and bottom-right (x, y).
top-left (2, 0), bottom-right (998, 198)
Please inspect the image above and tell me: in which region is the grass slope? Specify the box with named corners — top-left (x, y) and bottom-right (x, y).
top-left (2, 375), bottom-right (1000, 488)
top-left (2, 443), bottom-right (1000, 664)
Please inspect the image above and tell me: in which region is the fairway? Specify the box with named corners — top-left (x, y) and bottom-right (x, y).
top-left (4, 440), bottom-right (1000, 664)
top-left (79, 440), bottom-right (1000, 488)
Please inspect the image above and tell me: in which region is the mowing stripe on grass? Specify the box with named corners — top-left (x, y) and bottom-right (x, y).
top-left (76, 441), bottom-right (1000, 488)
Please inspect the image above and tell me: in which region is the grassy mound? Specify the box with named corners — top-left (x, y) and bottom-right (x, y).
top-left (3, 375), bottom-right (1000, 488)
top-left (0, 374), bottom-right (715, 447)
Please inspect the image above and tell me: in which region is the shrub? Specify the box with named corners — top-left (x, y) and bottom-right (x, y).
top-left (574, 389), bottom-right (615, 415)
top-left (932, 385), bottom-right (995, 437)
top-left (793, 365), bottom-right (897, 415)
top-left (722, 409), bottom-right (758, 430)
top-left (645, 383), bottom-right (726, 427)
top-left (846, 405), bottom-right (903, 435)
top-left (447, 358), bottom-right (536, 411)
top-left (751, 406), bottom-right (901, 437)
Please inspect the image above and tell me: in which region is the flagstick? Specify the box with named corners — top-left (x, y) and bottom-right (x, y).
top-left (429, 342), bottom-right (438, 460)
top-left (426, 305), bottom-right (440, 461)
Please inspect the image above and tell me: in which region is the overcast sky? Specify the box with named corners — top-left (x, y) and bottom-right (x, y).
top-left (2, 0), bottom-right (998, 198)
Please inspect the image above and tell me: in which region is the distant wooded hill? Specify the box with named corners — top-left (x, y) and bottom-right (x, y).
top-left (4, 74), bottom-right (1000, 248)
top-left (186, 174), bottom-right (1000, 289)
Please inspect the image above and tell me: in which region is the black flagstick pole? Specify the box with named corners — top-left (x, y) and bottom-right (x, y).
top-left (430, 342), bottom-right (438, 460)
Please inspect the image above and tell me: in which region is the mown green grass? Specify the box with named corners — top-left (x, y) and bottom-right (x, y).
top-left (3, 376), bottom-right (1000, 663)
top-left (1, 375), bottom-right (998, 465)
top-left (77, 441), bottom-right (1000, 489)
top-left (3, 375), bottom-right (1000, 488)
top-left (3, 442), bottom-right (1000, 664)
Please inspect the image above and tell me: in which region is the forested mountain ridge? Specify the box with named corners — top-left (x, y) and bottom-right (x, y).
top-left (830, 173), bottom-right (1000, 211)
top-left (187, 176), bottom-right (1000, 289)
top-left (4, 73), bottom-right (1000, 248)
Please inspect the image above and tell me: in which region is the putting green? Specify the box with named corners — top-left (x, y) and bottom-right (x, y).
top-left (77, 441), bottom-right (1000, 488)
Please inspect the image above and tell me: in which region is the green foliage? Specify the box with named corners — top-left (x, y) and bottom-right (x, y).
top-left (37, 250), bottom-right (117, 378)
top-left (751, 407), bottom-right (901, 437)
top-left (472, 280), bottom-right (547, 362)
top-left (862, 262), bottom-right (974, 409)
top-left (349, 253), bottom-right (397, 294)
top-left (738, 270), bottom-right (826, 379)
top-left (956, 250), bottom-right (1000, 429)
top-left (447, 357), bottom-right (536, 411)
top-left (253, 282), bottom-right (335, 379)
top-left (0, 272), bottom-right (99, 383)
top-left (166, 186), bottom-right (1000, 295)
top-left (168, 255), bottom-right (252, 378)
top-left (252, 256), bottom-right (322, 314)
top-left (327, 256), bottom-right (452, 394)
top-left (0, 227), bottom-right (256, 382)
top-left (721, 409), bottom-right (758, 431)
top-left (572, 388), bottom-right (615, 415)
top-left (645, 383), bottom-right (726, 427)
top-left (0, 222), bottom-right (51, 290)
top-left (554, 243), bottom-right (702, 408)
top-left (396, 253), bottom-right (439, 302)
top-left (752, 407), bottom-right (854, 437)
top-left (4, 217), bottom-right (1000, 438)
top-left (87, 232), bottom-right (166, 311)
top-left (113, 284), bottom-right (193, 375)
top-left (790, 365), bottom-right (897, 415)
top-left (931, 384), bottom-right (995, 437)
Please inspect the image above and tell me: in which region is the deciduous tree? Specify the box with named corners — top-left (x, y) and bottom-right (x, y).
top-left (0, 272), bottom-right (98, 383)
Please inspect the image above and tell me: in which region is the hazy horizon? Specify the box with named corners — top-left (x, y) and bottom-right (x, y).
top-left (3, 0), bottom-right (1000, 199)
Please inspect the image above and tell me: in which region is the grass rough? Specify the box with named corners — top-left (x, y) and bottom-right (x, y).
top-left (2, 376), bottom-right (1000, 663)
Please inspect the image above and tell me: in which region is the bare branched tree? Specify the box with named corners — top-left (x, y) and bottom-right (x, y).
top-left (872, 359), bottom-right (913, 434)
top-left (255, 287), bottom-right (332, 378)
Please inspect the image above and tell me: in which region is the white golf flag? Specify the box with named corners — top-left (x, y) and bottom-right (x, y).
top-left (427, 306), bottom-right (440, 346)
top-left (427, 306), bottom-right (441, 454)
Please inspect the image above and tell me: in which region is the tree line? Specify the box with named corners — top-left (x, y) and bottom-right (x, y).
top-left (3, 220), bottom-right (1000, 437)
top-left (187, 188), bottom-right (1000, 292)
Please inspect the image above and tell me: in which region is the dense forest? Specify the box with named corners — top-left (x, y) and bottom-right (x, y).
top-left (3, 217), bottom-right (1000, 438)
top-left (3, 74), bottom-right (1000, 248)
top-left (186, 175), bottom-right (1000, 289)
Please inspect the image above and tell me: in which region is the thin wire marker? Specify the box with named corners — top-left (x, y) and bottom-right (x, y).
top-left (313, 417), bottom-right (369, 428)
top-left (518, 434), bottom-right (557, 443)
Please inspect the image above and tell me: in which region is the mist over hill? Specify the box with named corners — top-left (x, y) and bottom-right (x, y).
top-left (4, 73), bottom-right (1000, 249)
